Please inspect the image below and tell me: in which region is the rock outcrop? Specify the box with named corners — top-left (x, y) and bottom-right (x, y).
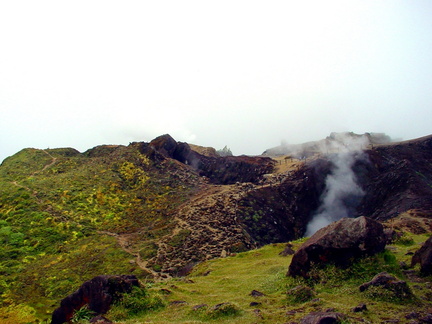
top-left (300, 311), bottom-right (346, 324)
top-left (51, 275), bottom-right (139, 324)
top-left (357, 135), bottom-right (432, 220)
top-left (143, 134), bottom-right (275, 184)
top-left (288, 216), bottom-right (386, 278)
top-left (359, 272), bottom-right (413, 299)
top-left (411, 236), bottom-right (432, 275)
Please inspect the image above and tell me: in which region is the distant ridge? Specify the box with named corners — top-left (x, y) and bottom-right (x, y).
top-left (262, 132), bottom-right (392, 157)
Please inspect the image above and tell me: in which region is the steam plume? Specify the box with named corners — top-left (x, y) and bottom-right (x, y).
top-left (305, 133), bottom-right (369, 236)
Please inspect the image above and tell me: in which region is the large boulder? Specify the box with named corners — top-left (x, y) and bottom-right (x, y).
top-left (411, 236), bottom-right (432, 275)
top-left (288, 216), bottom-right (386, 278)
top-left (300, 311), bottom-right (346, 324)
top-left (51, 275), bottom-right (139, 324)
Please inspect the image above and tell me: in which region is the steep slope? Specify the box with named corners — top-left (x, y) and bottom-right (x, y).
top-left (0, 143), bottom-right (202, 319)
top-left (358, 135), bottom-right (432, 220)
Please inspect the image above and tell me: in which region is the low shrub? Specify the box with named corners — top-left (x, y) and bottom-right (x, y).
top-left (362, 284), bottom-right (415, 304)
top-left (205, 302), bottom-right (241, 319)
top-left (108, 286), bottom-right (166, 320)
top-left (286, 285), bottom-right (315, 304)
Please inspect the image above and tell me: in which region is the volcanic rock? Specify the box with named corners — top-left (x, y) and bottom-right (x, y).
top-left (300, 311), bottom-right (346, 324)
top-left (359, 272), bottom-right (412, 299)
top-left (250, 290), bottom-right (265, 297)
top-left (411, 236), bottom-right (432, 275)
top-left (51, 275), bottom-right (139, 324)
top-left (288, 216), bottom-right (386, 278)
top-left (352, 303), bottom-right (367, 312)
top-left (357, 135), bottom-right (432, 220)
top-left (279, 243), bottom-right (295, 256)
top-left (144, 134), bottom-right (274, 184)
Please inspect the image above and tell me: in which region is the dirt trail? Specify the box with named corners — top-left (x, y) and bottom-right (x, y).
top-left (100, 158), bottom-right (307, 280)
top-left (98, 230), bottom-right (161, 278)
top-left (34, 150), bottom-right (58, 176)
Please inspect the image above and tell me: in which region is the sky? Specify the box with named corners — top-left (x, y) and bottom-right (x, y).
top-left (1, 1), bottom-right (432, 163)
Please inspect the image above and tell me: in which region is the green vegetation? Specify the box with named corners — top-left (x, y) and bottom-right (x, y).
top-left (0, 145), bottom-right (431, 323)
top-left (111, 234), bottom-right (431, 323)
top-left (0, 146), bottom-right (197, 322)
top-left (108, 286), bottom-right (166, 321)
top-left (71, 304), bottom-right (95, 323)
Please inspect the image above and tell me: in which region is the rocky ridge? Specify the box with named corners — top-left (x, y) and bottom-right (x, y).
top-left (111, 133), bottom-right (432, 279)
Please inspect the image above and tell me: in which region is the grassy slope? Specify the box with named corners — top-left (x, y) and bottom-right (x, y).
top-left (0, 147), bottom-right (431, 323)
top-left (0, 146), bottom-right (198, 322)
top-left (106, 233), bottom-right (431, 324)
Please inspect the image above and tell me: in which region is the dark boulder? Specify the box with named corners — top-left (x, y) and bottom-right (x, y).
top-left (288, 216), bottom-right (386, 278)
top-left (352, 303), bottom-right (367, 312)
top-left (279, 243), bottom-right (295, 256)
top-left (250, 290), bottom-right (265, 297)
top-left (411, 236), bottom-right (432, 275)
top-left (300, 311), bottom-right (346, 324)
top-left (51, 275), bottom-right (139, 324)
top-left (359, 272), bottom-right (413, 299)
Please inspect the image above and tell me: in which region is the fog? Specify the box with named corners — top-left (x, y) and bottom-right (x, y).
top-left (1, 1), bottom-right (432, 163)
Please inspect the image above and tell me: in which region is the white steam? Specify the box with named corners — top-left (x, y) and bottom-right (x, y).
top-left (305, 133), bottom-right (370, 236)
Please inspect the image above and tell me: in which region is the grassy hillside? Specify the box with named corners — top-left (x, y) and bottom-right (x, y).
top-left (1, 140), bottom-right (431, 323)
top-left (102, 233), bottom-right (431, 323)
top-left (0, 146), bottom-right (199, 322)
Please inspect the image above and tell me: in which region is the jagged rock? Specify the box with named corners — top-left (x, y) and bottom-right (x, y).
top-left (300, 311), bottom-right (346, 324)
top-left (144, 134), bottom-right (274, 185)
top-left (279, 243), bottom-right (295, 256)
top-left (51, 275), bottom-right (139, 324)
top-left (170, 300), bottom-right (187, 306)
top-left (352, 303), bottom-right (367, 312)
top-left (411, 236), bottom-right (432, 275)
top-left (359, 272), bottom-right (413, 299)
top-left (358, 135), bottom-right (432, 220)
top-left (192, 304), bottom-right (208, 311)
top-left (250, 290), bottom-right (265, 297)
top-left (288, 216), bottom-right (386, 278)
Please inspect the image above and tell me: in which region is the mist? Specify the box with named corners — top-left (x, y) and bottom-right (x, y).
top-left (305, 134), bottom-right (370, 236)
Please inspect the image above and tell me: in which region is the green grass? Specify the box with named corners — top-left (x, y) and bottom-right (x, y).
top-left (0, 145), bottom-right (198, 322)
top-left (111, 234), bottom-right (431, 324)
top-left (0, 146), bottom-right (431, 323)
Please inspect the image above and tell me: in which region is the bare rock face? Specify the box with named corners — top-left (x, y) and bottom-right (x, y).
top-left (144, 134), bottom-right (275, 185)
top-left (411, 236), bottom-right (432, 275)
top-left (51, 275), bottom-right (139, 324)
top-left (288, 216), bottom-right (386, 278)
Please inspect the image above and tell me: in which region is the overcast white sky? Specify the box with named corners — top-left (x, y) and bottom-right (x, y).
top-left (1, 1), bottom-right (431, 162)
